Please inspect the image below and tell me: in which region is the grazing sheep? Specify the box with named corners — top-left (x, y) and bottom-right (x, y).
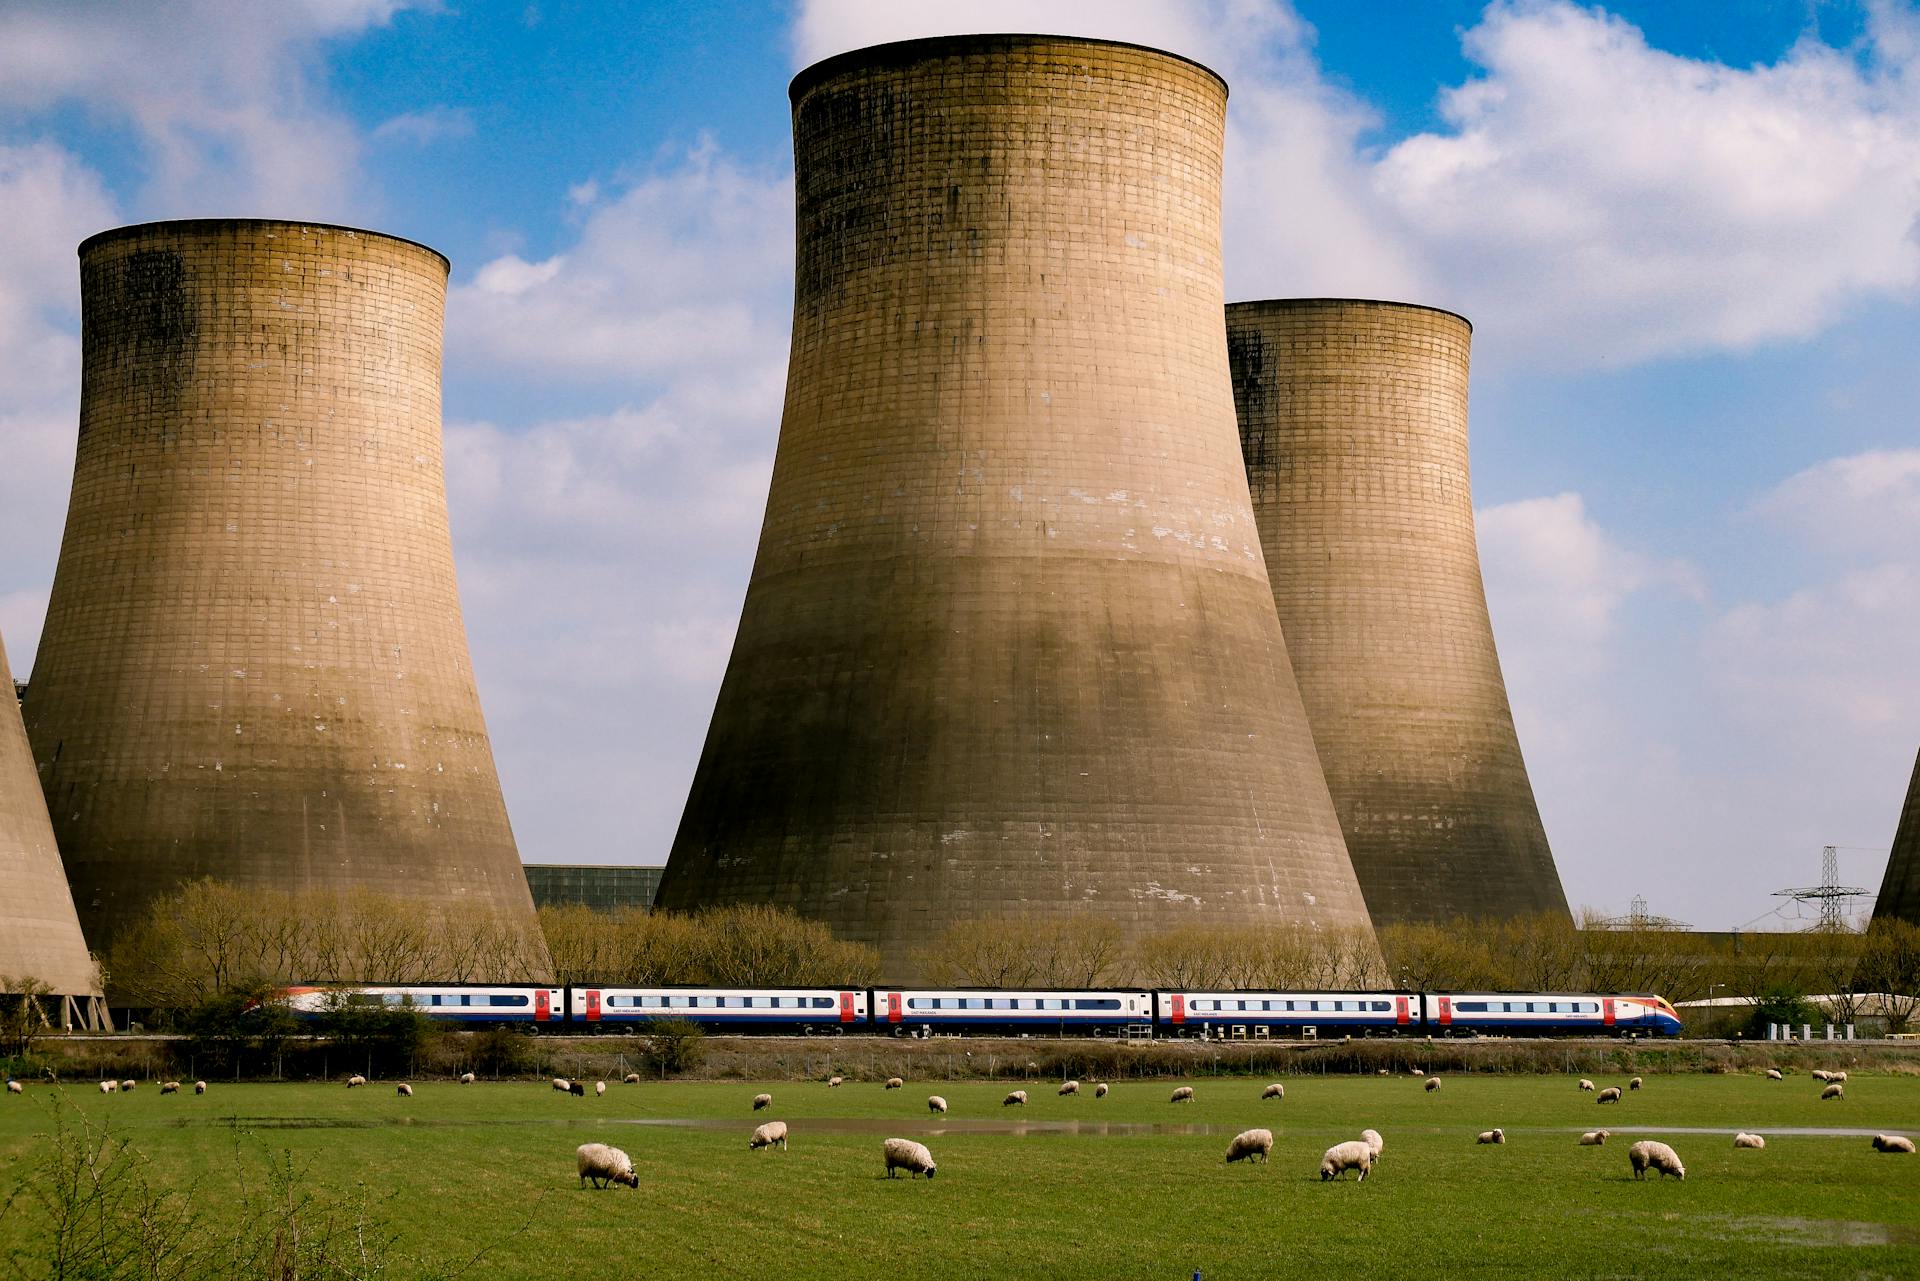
top-left (1733, 1133), bottom-right (1765, 1149)
top-left (1578, 1079), bottom-right (1595, 1092)
top-left (1360, 1129), bottom-right (1384, 1161)
top-left (552, 1078), bottom-right (570, 1092)
top-left (883, 1137), bottom-right (936, 1179)
top-left (120, 1080), bottom-right (135, 1091)
top-left (1596, 1087), bottom-right (1622, 1104)
top-left (1319, 1140), bottom-right (1373, 1182)
top-left (1871, 1134), bottom-right (1915, 1154)
top-left (884, 1077), bottom-right (904, 1090)
top-left (1225, 1128), bottom-right (1274, 1164)
top-left (624, 1073), bottom-right (641, 1085)
top-left (1262, 1083), bottom-right (1285, 1101)
top-left (1829, 1071), bottom-right (1848, 1083)
top-left (576, 1142), bottom-right (639, 1189)
top-left (1424, 1077), bottom-right (1441, 1093)
top-left (1812, 1070), bottom-right (1831, 1082)
top-left (595, 1081), bottom-right (606, 1097)
top-left (749, 1121), bottom-right (789, 1151)
top-left (1765, 1069), bottom-right (1783, 1081)
top-left (1170, 1086), bottom-right (1195, 1103)
top-left (347, 1076), bottom-right (366, 1088)
top-left (193, 1081), bottom-right (207, 1095)
top-left (160, 1081), bottom-right (180, 1095)
top-left (459, 1072), bottom-right (476, 1084)
top-left (1094, 1082), bottom-right (1109, 1098)
top-left (98, 1080), bottom-right (116, 1094)
top-left (828, 1076), bottom-right (843, 1088)
top-left (1058, 1080), bottom-right (1080, 1096)
top-left (1821, 1083), bottom-right (1844, 1101)
top-left (1628, 1139), bottom-right (1685, 1180)
top-left (1476, 1128), bottom-right (1505, 1145)
top-left (928, 1096), bottom-right (947, 1114)
top-left (1003, 1090), bottom-right (1028, 1107)
top-left (569, 1081), bottom-right (586, 1098)
top-left (396, 1083), bottom-right (413, 1097)
top-left (1629, 1077), bottom-right (1643, 1091)
top-left (1579, 1130), bottom-right (1610, 1146)
top-left (1377, 1069), bottom-right (1390, 1076)
top-left (753, 1093), bottom-right (772, 1111)
top-left (5, 1081), bottom-right (20, 1095)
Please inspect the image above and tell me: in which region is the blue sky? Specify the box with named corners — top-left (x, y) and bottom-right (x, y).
top-left (2, 0), bottom-right (1917, 931)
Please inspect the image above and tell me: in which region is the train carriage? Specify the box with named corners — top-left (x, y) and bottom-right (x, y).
top-left (1430, 991), bottom-right (1682, 1037)
top-left (1155, 990), bottom-right (1415, 1037)
top-left (278, 984), bottom-right (564, 1027)
top-left (876, 988), bottom-right (1152, 1036)
top-left (570, 986), bottom-right (868, 1033)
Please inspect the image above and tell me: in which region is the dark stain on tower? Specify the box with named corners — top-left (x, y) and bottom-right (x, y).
top-left (657, 36), bottom-right (1378, 977)
top-left (27, 219), bottom-right (542, 956)
top-left (1227, 298), bottom-right (1570, 925)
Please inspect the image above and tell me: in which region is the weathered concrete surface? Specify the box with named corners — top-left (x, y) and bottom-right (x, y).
top-left (1227, 299), bottom-right (1568, 925)
top-left (27, 219), bottom-right (540, 956)
top-left (658, 36), bottom-right (1377, 977)
top-left (1874, 749), bottom-right (1920, 925)
top-left (0, 631), bottom-right (100, 1003)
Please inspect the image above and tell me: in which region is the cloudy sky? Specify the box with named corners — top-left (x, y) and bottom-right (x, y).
top-left (1, 0), bottom-right (1915, 931)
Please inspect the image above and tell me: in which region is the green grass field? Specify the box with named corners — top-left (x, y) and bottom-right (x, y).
top-left (2, 1071), bottom-right (1915, 1279)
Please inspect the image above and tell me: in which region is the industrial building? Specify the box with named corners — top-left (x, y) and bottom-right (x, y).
top-left (657, 36), bottom-right (1378, 977)
top-left (24, 220), bottom-right (542, 959)
top-left (1227, 299), bottom-right (1568, 925)
top-left (524, 864), bottom-right (663, 914)
top-left (1875, 749), bottom-right (1919, 924)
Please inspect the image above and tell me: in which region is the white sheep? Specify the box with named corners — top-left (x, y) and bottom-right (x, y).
top-left (160, 1081), bottom-right (180, 1095)
top-left (1629, 1076), bottom-right (1643, 1091)
top-left (753, 1092), bottom-right (772, 1111)
top-left (1319, 1140), bottom-right (1373, 1182)
top-left (1476, 1128), bottom-right (1505, 1145)
top-left (1765, 1069), bottom-right (1783, 1081)
top-left (98, 1080), bottom-right (116, 1094)
top-left (1002, 1090), bottom-right (1027, 1107)
top-left (624, 1073), bottom-right (641, 1085)
top-left (459, 1072), bottom-right (476, 1084)
top-left (1812, 1070), bottom-right (1831, 1082)
top-left (347, 1075), bottom-right (366, 1088)
top-left (193, 1081), bottom-right (207, 1095)
top-left (1424, 1077), bottom-right (1441, 1093)
top-left (928, 1096), bottom-right (947, 1114)
top-left (884, 1077), bottom-right (904, 1090)
top-left (576, 1142), bottom-right (639, 1189)
top-left (1871, 1134), bottom-right (1915, 1154)
top-left (1628, 1139), bottom-right (1685, 1180)
top-left (120, 1080), bottom-right (135, 1092)
top-left (828, 1076), bottom-right (843, 1088)
top-left (883, 1137), bottom-right (936, 1179)
top-left (1829, 1071), bottom-right (1848, 1083)
top-left (5, 1081), bottom-right (20, 1095)
top-left (1733, 1133), bottom-right (1765, 1149)
top-left (551, 1078), bottom-right (570, 1092)
top-left (1225, 1128), bottom-right (1273, 1164)
top-left (749, 1121), bottom-right (789, 1151)
top-left (1596, 1087), bottom-right (1622, 1104)
top-left (1579, 1130), bottom-right (1609, 1146)
top-left (1578, 1079), bottom-right (1595, 1092)
top-left (1170, 1085), bottom-right (1195, 1103)
top-left (396, 1083), bottom-right (413, 1097)
top-left (1821, 1083), bottom-right (1844, 1101)
top-left (1058, 1080), bottom-right (1080, 1096)
top-left (1094, 1082), bottom-right (1109, 1098)
top-left (1360, 1129), bottom-right (1384, 1161)
top-left (1262, 1083), bottom-right (1284, 1101)
top-left (595, 1081), bottom-right (607, 1097)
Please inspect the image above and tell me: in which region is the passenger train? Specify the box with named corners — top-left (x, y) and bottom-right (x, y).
top-left (275, 984), bottom-right (1683, 1037)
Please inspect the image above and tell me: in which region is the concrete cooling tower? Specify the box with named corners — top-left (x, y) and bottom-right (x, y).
top-left (1874, 748), bottom-right (1920, 925)
top-left (657, 36), bottom-right (1378, 975)
top-left (1226, 299), bottom-right (1568, 926)
top-left (0, 632), bottom-right (106, 1029)
top-left (26, 219), bottom-right (540, 955)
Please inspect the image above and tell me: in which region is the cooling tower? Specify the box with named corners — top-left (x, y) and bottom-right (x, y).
top-left (657, 36), bottom-right (1378, 975)
top-left (1874, 748), bottom-right (1920, 925)
top-left (26, 219), bottom-right (540, 956)
top-left (0, 632), bottom-right (106, 1028)
top-left (1226, 299), bottom-right (1569, 925)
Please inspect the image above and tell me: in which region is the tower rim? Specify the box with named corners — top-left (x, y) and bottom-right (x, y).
top-left (789, 32), bottom-right (1228, 104)
top-left (1227, 296), bottom-right (1472, 334)
top-left (78, 218), bottom-right (450, 274)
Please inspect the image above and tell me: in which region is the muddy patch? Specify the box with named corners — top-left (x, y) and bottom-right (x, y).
top-left (1698, 1216), bottom-right (1920, 1248)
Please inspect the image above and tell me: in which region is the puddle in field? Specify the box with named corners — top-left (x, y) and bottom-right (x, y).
top-left (1702, 1217), bottom-right (1920, 1248)
top-left (1559, 1126), bottom-right (1903, 1139)
top-left (164, 1115), bottom-right (1234, 1137)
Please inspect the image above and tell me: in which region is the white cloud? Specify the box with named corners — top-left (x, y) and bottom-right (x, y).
top-left (371, 106), bottom-right (474, 146)
top-left (1753, 447), bottom-right (1920, 559)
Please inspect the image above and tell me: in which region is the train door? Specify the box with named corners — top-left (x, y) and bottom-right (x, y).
top-left (1169, 993), bottom-right (1185, 1026)
top-left (1435, 996), bottom-right (1451, 1029)
top-left (1602, 998), bottom-right (1616, 1029)
top-left (584, 989), bottom-right (601, 1023)
top-left (887, 992), bottom-right (902, 1024)
top-left (1395, 996), bottom-right (1410, 1027)
top-left (535, 989), bottom-right (551, 1023)
top-left (839, 991), bottom-right (856, 1024)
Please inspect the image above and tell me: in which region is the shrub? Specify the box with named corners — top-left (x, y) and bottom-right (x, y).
top-left (635, 1018), bottom-right (706, 1076)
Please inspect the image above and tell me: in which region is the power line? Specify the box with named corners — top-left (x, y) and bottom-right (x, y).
top-left (1772, 845), bottom-right (1872, 932)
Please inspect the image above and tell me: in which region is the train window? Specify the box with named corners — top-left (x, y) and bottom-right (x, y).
top-left (488, 995), bottom-right (527, 1007)
top-left (1308, 1001), bottom-right (1321, 1011)
top-left (813, 997), bottom-right (832, 1008)
top-left (1372, 1002), bottom-right (1389, 1012)
top-left (1074, 999), bottom-right (1120, 1010)
top-left (1456, 1002), bottom-right (1487, 1013)
top-left (1044, 999), bottom-right (1064, 1010)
